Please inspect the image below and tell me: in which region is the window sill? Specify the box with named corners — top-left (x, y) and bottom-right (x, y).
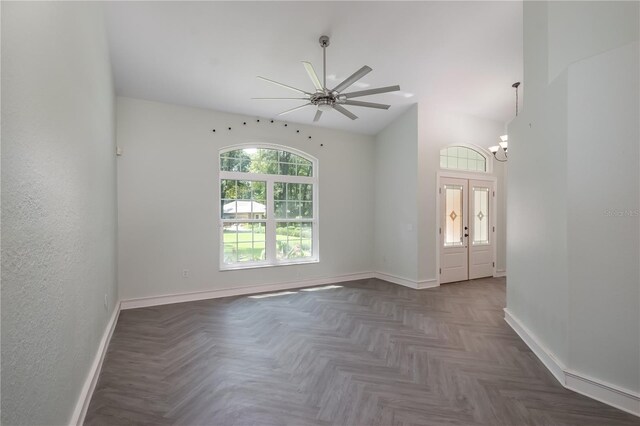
top-left (220, 258), bottom-right (319, 272)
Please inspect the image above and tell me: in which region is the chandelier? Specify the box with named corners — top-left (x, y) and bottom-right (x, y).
top-left (490, 81), bottom-right (520, 162)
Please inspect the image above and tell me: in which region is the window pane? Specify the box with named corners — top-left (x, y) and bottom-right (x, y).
top-left (275, 201), bottom-right (286, 218)
top-left (297, 158), bottom-right (312, 176)
top-left (279, 162), bottom-right (296, 176)
top-left (301, 184), bottom-right (313, 201)
top-left (220, 148), bottom-right (313, 176)
top-left (273, 182), bottom-right (285, 201)
top-left (300, 201), bottom-right (313, 218)
top-left (286, 201), bottom-right (300, 219)
top-left (274, 182), bottom-right (313, 219)
top-left (444, 184), bottom-right (463, 247)
top-left (221, 180), bottom-right (266, 219)
top-left (473, 187), bottom-right (490, 245)
top-left (439, 146), bottom-right (487, 172)
top-left (276, 222), bottom-right (313, 260)
top-left (222, 222), bottom-right (266, 264)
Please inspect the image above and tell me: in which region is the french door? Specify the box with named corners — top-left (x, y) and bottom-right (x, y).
top-left (440, 177), bottom-right (495, 284)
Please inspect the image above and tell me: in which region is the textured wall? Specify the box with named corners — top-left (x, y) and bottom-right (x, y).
top-left (1, 3), bottom-right (117, 425)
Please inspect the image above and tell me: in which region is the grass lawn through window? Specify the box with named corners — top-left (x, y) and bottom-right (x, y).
top-left (223, 226), bottom-right (312, 263)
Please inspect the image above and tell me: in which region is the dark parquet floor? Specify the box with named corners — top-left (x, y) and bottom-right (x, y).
top-left (85, 277), bottom-right (640, 425)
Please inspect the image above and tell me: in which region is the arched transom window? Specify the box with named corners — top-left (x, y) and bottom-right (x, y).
top-left (440, 146), bottom-right (487, 172)
top-left (219, 146), bottom-right (318, 269)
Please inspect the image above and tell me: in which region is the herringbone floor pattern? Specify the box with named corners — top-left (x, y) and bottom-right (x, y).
top-left (85, 277), bottom-right (640, 425)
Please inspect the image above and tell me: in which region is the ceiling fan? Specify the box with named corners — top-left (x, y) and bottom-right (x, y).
top-left (253, 35), bottom-right (401, 122)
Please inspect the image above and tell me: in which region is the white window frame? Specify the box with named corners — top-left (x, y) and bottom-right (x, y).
top-left (218, 143), bottom-right (319, 271)
top-left (439, 144), bottom-right (493, 174)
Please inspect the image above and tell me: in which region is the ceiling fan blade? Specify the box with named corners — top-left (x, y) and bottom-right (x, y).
top-left (332, 66), bottom-right (372, 93)
top-left (342, 85), bottom-right (401, 99)
top-left (313, 109), bottom-right (323, 122)
top-left (333, 104), bottom-right (358, 120)
top-left (252, 97), bottom-right (310, 100)
top-left (302, 62), bottom-right (323, 91)
top-left (341, 100), bottom-right (391, 110)
top-left (278, 103), bottom-right (312, 116)
top-left (257, 76), bottom-right (312, 96)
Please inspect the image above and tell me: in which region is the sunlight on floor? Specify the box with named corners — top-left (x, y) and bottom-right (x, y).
top-left (248, 291), bottom-right (298, 299)
top-left (300, 285), bottom-right (343, 292)
top-left (248, 285), bottom-right (343, 299)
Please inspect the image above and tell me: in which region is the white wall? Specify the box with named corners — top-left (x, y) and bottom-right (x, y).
top-left (507, 0), bottom-right (639, 403)
top-left (567, 41), bottom-right (639, 393)
top-left (1, 3), bottom-right (117, 425)
top-left (116, 97), bottom-right (375, 300)
top-left (374, 105), bottom-right (419, 282)
top-left (506, 0), bottom-right (570, 364)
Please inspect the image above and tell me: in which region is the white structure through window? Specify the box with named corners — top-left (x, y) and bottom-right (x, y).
top-left (219, 145), bottom-right (318, 269)
top-left (440, 146), bottom-right (487, 172)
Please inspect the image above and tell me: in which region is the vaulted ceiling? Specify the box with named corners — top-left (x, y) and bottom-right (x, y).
top-left (105, 1), bottom-right (522, 135)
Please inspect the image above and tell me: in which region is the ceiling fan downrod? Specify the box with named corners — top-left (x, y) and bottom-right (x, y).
top-left (320, 35), bottom-right (329, 91)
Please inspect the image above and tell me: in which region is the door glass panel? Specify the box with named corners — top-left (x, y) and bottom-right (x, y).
top-left (472, 187), bottom-right (489, 245)
top-left (444, 184), bottom-right (463, 247)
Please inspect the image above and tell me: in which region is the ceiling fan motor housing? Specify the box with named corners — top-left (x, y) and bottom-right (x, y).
top-left (319, 35), bottom-right (330, 47)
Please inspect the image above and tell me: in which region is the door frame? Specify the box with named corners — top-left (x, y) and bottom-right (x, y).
top-left (436, 171), bottom-right (498, 285)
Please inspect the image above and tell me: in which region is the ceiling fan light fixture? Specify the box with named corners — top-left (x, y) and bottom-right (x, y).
top-left (255, 35), bottom-right (401, 122)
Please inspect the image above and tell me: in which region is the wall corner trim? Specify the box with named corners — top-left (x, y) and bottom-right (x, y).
top-left (504, 308), bottom-right (640, 417)
top-left (69, 302), bottom-right (121, 426)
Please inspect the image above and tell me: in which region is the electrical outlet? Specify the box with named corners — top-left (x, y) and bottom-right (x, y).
top-left (104, 294), bottom-right (108, 311)
top-left (182, 269), bottom-right (190, 278)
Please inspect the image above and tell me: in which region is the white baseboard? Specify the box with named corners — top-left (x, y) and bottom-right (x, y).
top-left (120, 272), bottom-right (375, 310)
top-left (565, 370), bottom-right (640, 417)
top-left (374, 272), bottom-right (439, 290)
top-left (121, 271), bottom-right (443, 310)
top-left (504, 308), bottom-right (639, 417)
top-left (494, 270), bottom-right (507, 278)
top-left (503, 308), bottom-right (566, 383)
top-left (69, 302), bottom-right (121, 426)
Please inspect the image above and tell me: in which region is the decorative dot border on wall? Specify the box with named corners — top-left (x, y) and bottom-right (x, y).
top-left (211, 118), bottom-right (321, 143)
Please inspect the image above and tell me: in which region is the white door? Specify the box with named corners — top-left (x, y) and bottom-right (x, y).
top-left (440, 178), bottom-right (468, 283)
top-left (469, 180), bottom-right (494, 279)
top-left (439, 177), bottom-right (495, 284)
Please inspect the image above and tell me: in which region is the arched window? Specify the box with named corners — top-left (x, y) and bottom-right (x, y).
top-left (219, 145), bottom-right (318, 269)
top-left (439, 146), bottom-right (487, 172)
